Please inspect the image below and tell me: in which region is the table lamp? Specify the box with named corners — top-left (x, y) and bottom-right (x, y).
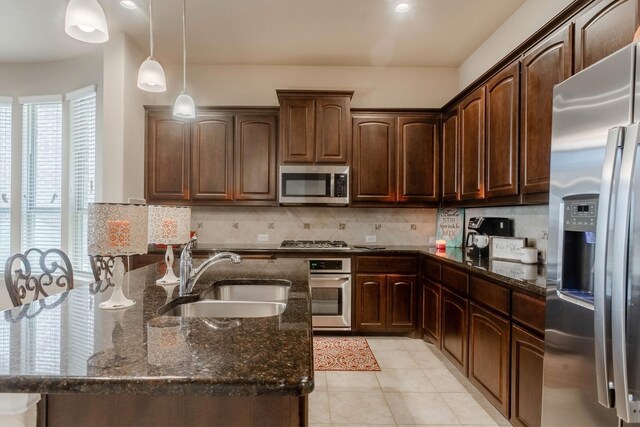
top-left (87, 202), bottom-right (149, 310)
top-left (147, 205), bottom-right (191, 285)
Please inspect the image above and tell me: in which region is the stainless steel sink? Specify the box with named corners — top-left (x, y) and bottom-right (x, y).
top-left (163, 300), bottom-right (286, 318)
top-left (202, 279), bottom-right (291, 302)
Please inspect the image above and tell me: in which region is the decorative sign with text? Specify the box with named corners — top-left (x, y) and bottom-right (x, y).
top-left (435, 208), bottom-right (464, 247)
top-left (490, 236), bottom-right (527, 262)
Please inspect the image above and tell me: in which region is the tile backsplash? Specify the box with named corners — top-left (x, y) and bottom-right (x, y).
top-left (192, 207), bottom-right (437, 246)
top-left (464, 205), bottom-right (549, 260)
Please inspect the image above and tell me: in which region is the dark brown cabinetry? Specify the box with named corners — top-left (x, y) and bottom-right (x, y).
top-left (441, 108), bottom-right (460, 201)
top-left (575, 0), bottom-right (640, 73)
top-left (146, 110), bottom-right (191, 202)
top-left (145, 108), bottom-right (278, 206)
top-left (485, 62), bottom-right (520, 198)
top-left (277, 90), bottom-right (352, 164)
top-left (422, 279), bottom-right (441, 348)
top-left (191, 114), bottom-right (234, 201)
top-left (355, 256), bottom-right (418, 332)
top-left (511, 324), bottom-right (544, 427)
top-left (460, 87), bottom-right (486, 200)
top-left (469, 302), bottom-right (511, 417)
top-left (352, 113), bottom-right (440, 205)
top-left (441, 287), bottom-right (469, 374)
top-left (521, 25), bottom-right (573, 195)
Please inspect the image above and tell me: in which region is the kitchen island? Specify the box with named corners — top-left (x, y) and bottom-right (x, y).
top-left (0, 258), bottom-right (314, 427)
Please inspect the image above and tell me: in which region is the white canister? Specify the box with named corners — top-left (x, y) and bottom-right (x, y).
top-left (520, 247), bottom-right (538, 264)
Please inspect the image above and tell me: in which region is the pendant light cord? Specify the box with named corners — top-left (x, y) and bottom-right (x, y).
top-left (182, 0), bottom-right (187, 92)
top-left (149, 0), bottom-right (154, 57)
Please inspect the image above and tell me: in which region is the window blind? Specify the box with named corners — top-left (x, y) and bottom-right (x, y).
top-left (0, 101), bottom-right (11, 267)
top-left (68, 91), bottom-right (96, 273)
top-left (21, 102), bottom-right (63, 253)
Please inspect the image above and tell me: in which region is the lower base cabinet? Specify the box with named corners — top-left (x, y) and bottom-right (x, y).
top-left (422, 279), bottom-right (441, 348)
top-left (468, 303), bottom-right (510, 417)
top-left (510, 324), bottom-right (544, 427)
top-left (440, 288), bottom-right (469, 375)
top-left (355, 274), bottom-right (417, 332)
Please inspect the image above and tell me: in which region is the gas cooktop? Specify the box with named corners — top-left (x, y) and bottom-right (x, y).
top-left (279, 240), bottom-right (350, 250)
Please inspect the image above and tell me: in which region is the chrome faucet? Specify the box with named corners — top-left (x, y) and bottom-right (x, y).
top-left (179, 237), bottom-right (242, 296)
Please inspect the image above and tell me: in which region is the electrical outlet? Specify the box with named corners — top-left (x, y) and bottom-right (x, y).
top-left (540, 231), bottom-right (549, 240)
top-left (366, 235), bottom-right (377, 243)
top-left (258, 234), bottom-right (269, 242)
top-left (196, 222), bottom-right (203, 229)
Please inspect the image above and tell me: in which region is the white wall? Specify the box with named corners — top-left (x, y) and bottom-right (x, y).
top-left (458, 0), bottom-right (574, 90)
top-left (153, 64), bottom-right (458, 108)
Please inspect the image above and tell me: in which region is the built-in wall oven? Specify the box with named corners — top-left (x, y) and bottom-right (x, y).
top-left (309, 258), bottom-right (351, 331)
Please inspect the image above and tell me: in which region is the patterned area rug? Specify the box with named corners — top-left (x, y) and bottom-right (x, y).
top-left (313, 337), bottom-right (381, 371)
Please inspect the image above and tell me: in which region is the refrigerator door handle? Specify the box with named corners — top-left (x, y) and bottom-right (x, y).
top-left (594, 127), bottom-right (624, 408)
top-left (611, 122), bottom-right (640, 423)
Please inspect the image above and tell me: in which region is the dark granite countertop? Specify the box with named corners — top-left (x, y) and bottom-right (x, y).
top-left (150, 243), bottom-right (546, 297)
top-left (0, 258), bottom-right (313, 396)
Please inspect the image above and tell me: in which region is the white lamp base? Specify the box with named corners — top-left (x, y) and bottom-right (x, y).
top-left (99, 286), bottom-right (136, 310)
top-left (156, 245), bottom-right (179, 285)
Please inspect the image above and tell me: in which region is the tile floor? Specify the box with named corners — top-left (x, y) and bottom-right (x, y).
top-left (309, 336), bottom-right (510, 426)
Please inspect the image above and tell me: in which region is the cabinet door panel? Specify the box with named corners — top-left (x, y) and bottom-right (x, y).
top-left (388, 274), bottom-right (417, 329)
top-left (146, 112), bottom-right (190, 201)
top-left (234, 115), bottom-right (277, 201)
top-left (352, 117), bottom-right (396, 203)
top-left (315, 97), bottom-right (349, 164)
top-left (511, 324), bottom-right (544, 427)
top-left (575, 0), bottom-right (640, 72)
top-left (280, 98), bottom-right (315, 163)
top-left (397, 116), bottom-right (439, 203)
top-left (460, 87), bottom-right (485, 200)
top-left (191, 115), bottom-right (234, 200)
top-left (441, 288), bottom-right (469, 375)
top-left (469, 303), bottom-right (510, 417)
top-left (355, 274), bottom-right (387, 330)
top-left (422, 279), bottom-right (441, 348)
top-left (442, 108), bottom-right (460, 201)
top-left (521, 25), bottom-right (572, 194)
top-left (486, 62), bottom-right (519, 198)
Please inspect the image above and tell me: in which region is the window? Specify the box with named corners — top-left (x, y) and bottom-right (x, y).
top-left (68, 90), bottom-right (96, 273)
top-left (21, 100), bottom-right (63, 252)
top-left (0, 99), bottom-right (11, 265)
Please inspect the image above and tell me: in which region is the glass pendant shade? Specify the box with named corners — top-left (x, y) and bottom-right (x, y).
top-left (65, 0), bottom-right (109, 44)
top-left (173, 93), bottom-right (196, 119)
top-left (137, 58), bottom-right (166, 92)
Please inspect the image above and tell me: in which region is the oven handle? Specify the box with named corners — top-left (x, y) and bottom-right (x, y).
top-left (310, 275), bottom-right (351, 281)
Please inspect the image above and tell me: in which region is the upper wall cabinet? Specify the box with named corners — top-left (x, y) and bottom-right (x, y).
top-left (521, 25), bottom-right (573, 195)
top-left (575, 0), bottom-right (640, 73)
top-left (277, 90), bottom-right (353, 164)
top-left (460, 87), bottom-right (486, 201)
top-left (146, 110), bottom-right (191, 201)
top-left (352, 113), bottom-right (440, 206)
top-left (145, 107), bottom-right (278, 206)
top-left (485, 61), bottom-right (520, 199)
top-left (441, 107), bottom-right (460, 202)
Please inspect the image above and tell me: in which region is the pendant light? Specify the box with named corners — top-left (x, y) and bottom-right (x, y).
top-left (65, 0), bottom-right (109, 44)
top-left (173, 0), bottom-right (195, 119)
top-left (137, 0), bottom-right (167, 92)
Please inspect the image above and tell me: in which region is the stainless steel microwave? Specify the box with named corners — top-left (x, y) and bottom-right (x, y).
top-left (279, 165), bottom-right (349, 205)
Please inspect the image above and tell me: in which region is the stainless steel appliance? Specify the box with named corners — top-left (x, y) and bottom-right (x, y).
top-left (309, 258), bottom-right (351, 330)
top-left (279, 165), bottom-right (349, 205)
top-left (279, 240), bottom-right (350, 250)
top-left (543, 43), bottom-right (640, 425)
top-left (465, 217), bottom-right (513, 257)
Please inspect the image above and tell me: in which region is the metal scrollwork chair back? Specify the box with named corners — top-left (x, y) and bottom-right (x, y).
top-left (89, 255), bottom-right (128, 282)
top-left (4, 248), bottom-right (74, 307)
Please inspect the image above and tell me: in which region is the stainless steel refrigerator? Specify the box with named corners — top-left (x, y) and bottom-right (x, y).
top-left (543, 42), bottom-right (640, 425)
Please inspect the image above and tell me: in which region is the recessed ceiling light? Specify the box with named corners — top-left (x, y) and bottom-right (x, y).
top-left (120, 0), bottom-right (137, 9)
top-left (395, 2), bottom-right (411, 13)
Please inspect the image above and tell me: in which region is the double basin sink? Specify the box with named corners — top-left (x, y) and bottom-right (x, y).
top-left (161, 279), bottom-right (291, 319)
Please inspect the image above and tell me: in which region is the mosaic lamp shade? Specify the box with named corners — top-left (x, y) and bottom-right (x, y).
top-left (87, 203), bottom-right (149, 256)
top-left (147, 205), bottom-right (191, 286)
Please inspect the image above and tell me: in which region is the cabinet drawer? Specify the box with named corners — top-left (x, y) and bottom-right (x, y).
top-left (422, 257), bottom-right (441, 282)
top-left (470, 276), bottom-right (510, 316)
top-left (441, 266), bottom-right (469, 296)
top-left (512, 292), bottom-right (545, 335)
top-left (356, 256), bottom-right (418, 273)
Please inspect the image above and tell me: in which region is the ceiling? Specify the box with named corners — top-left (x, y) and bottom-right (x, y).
top-left (0, 0), bottom-right (526, 67)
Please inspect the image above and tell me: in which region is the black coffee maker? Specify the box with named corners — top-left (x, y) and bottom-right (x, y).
top-left (466, 217), bottom-right (513, 257)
